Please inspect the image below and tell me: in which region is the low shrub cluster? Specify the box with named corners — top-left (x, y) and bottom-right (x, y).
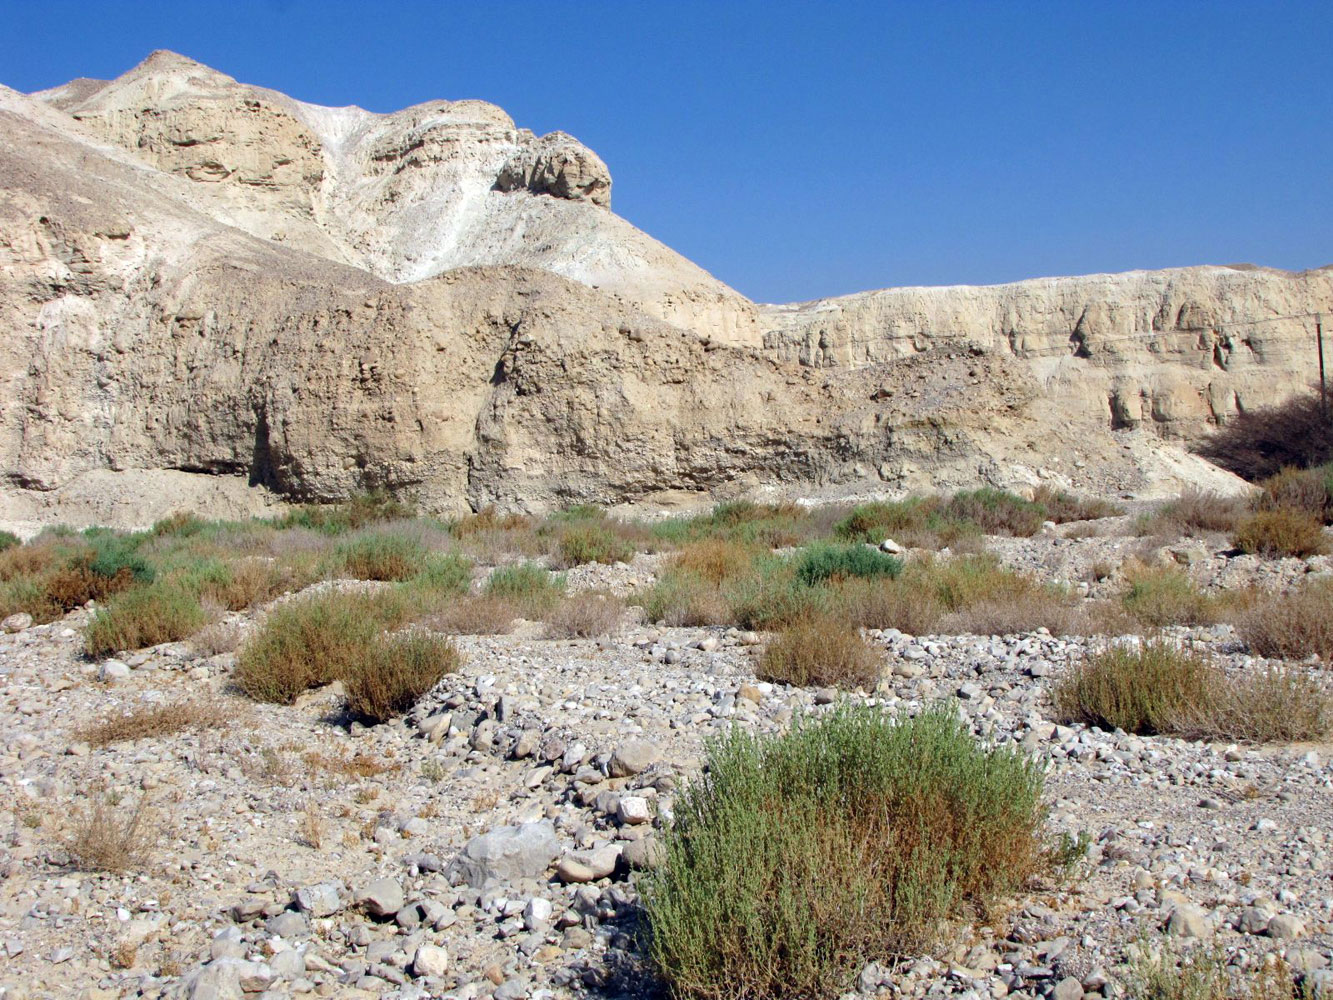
top-left (641, 704), bottom-right (1050, 1000)
top-left (76, 698), bottom-right (229, 746)
top-left (483, 562), bottom-right (566, 617)
top-left (1119, 563), bottom-right (1221, 627)
top-left (545, 591), bottom-right (625, 638)
top-left (758, 615), bottom-right (880, 689)
top-left (1234, 578), bottom-right (1333, 663)
top-left (277, 490), bottom-right (416, 535)
top-left (793, 542), bottom-right (901, 587)
top-left (1054, 641), bottom-right (1333, 742)
top-left (234, 589), bottom-right (459, 721)
top-left (1232, 509), bottom-right (1328, 558)
top-left (650, 501), bottom-right (818, 549)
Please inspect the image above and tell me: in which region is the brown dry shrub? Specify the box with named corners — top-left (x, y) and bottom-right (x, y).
top-left (638, 572), bottom-right (733, 627)
top-left (837, 577), bottom-right (945, 635)
top-left (1031, 485), bottom-right (1124, 522)
top-left (198, 558), bottom-right (297, 611)
top-left (1234, 578), bottom-right (1333, 662)
top-left (191, 619), bottom-right (245, 656)
top-left (545, 591), bottom-right (625, 638)
top-left (77, 699), bottom-right (230, 747)
top-left (1120, 562), bottom-right (1220, 627)
top-left (669, 539), bottom-right (760, 586)
top-left (66, 795), bottom-right (157, 873)
top-left (1232, 510), bottom-right (1329, 558)
top-left (1253, 465), bottom-right (1333, 522)
top-left (424, 594), bottom-right (519, 635)
top-left (343, 633), bottom-right (461, 724)
top-left (1156, 488), bottom-right (1249, 535)
top-left (303, 749), bottom-right (399, 778)
top-left (758, 615), bottom-right (881, 690)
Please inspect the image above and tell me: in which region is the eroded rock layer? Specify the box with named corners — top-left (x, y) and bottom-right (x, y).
top-left (2, 52), bottom-right (1330, 518)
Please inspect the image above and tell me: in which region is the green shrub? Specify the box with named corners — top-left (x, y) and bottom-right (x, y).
top-left (150, 512), bottom-right (211, 538)
top-left (1121, 563), bottom-right (1218, 626)
top-left (405, 552), bottom-right (473, 599)
top-left (483, 562), bottom-right (565, 617)
top-left (86, 583), bottom-right (209, 658)
top-left (278, 490), bottom-right (416, 535)
top-left (650, 501), bottom-right (814, 548)
top-left (84, 531), bottom-right (154, 584)
top-left (0, 531), bottom-right (20, 553)
top-left (344, 633), bottom-right (460, 723)
top-left (234, 590), bottom-right (408, 704)
top-left (1232, 509), bottom-right (1329, 558)
top-left (551, 522), bottom-right (635, 568)
top-left (725, 557), bottom-right (831, 630)
top-left (835, 498), bottom-right (938, 543)
top-left (942, 488), bottom-right (1046, 537)
top-left (793, 543), bottom-right (902, 587)
top-left (1054, 641), bottom-right (1333, 742)
top-left (641, 704), bottom-right (1048, 1000)
top-left (758, 615), bottom-right (880, 689)
top-left (331, 531), bottom-right (429, 581)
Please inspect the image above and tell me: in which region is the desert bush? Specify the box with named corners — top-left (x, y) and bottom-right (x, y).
top-left (638, 572), bottom-right (733, 627)
top-left (549, 521), bottom-right (635, 568)
top-left (330, 531), bottom-right (429, 581)
top-left (793, 542), bottom-right (902, 587)
top-left (195, 557), bottom-right (297, 611)
top-left (1031, 486), bottom-right (1124, 522)
top-left (77, 698), bottom-right (230, 747)
top-left (1128, 942), bottom-right (1300, 1000)
top-left (640, 704), bottom-right (1048, 1000)
top-left (1054, 641), bottom-right (1332, 742)
top-left (836, 576), bottom-right (947, 635)
top-left (942, 488), bottom-right (1047, 536)
top-left (234, 590), bottom-right (408, 704)
top-left (451, 506), bottom-right (532, 537)
top-left (758, 615), bottom-right (881, 689)
top-left (1232, 510), bottom-right (1328, 558)
top-left (545, 591), bottom-right (626, 638)
top-left (1194, 386), bottom-right (1333, 481)
top-left (725, 557), bottom-right (832, 630)
top-left (651, 501), bottom-right (815, 548)
top-left (86, 583), bottom-right (210, 658)
top-left (344, 633), bottom-right (460, 723)
top-left (66, 795), bottom-right (157, 873)
top-left (835, 497), bottom-right (940, 543)
top-left (83, 530), bottom-right (155, 584)
top-left (1253, 464), bottom-right (1333, 523)
top-left (482, 561), bottom-right (566, 617)
top-left (404, 552), bottom-right (473, 599)
top-left (1152, 488), bottom-right (1248, 535)
top-left (424, 594), bottom-right (519, 635)
top-left (150, 512), bottom-right (211, 538)
top-left (1234, 578), bottom-right (1333, 662)
top-left (0, 530), bottom-right (19, 552)
top-left (1121, 563), bottom-right (1218, 627)
top-left (669, 538), bottom-right (761, 585)
top-left (278, 490), bottom-right (416, 535)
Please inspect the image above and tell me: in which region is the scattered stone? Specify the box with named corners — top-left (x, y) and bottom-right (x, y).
top-left (354, 877), bottom-right (405, 919)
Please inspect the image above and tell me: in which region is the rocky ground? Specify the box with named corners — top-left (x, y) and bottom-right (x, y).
top-left (2, 528), bottom-right (1333, 1000)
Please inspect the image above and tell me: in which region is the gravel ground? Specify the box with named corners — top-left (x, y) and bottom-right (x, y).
top-left (1, 531), bottom-right (1332, 1000)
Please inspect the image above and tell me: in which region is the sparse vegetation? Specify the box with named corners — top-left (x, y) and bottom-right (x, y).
top-left (66, 795), bottom-right (157, 873)
top-left (1234, 578), bottom-right (1333, 663)
top-left (1253, 464), bottom-right (1333, 524)
top-left (76, 698), bottom-right (230, 747)
top-left (1054, 641), bottom-right (1333, 742)
top-left (1120, 563), bottom-right (1219, 627)
top-left (424, 594), bottom-right (519, 634)
top-left (641, 704), bottom-right (1050, 1000)
top-left (545, 591), bottom-right (625, 637)
top-left (758, 615), bottom-right (881, 689)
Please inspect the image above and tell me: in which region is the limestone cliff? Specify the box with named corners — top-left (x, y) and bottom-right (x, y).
top-left (2, 52), bottom-right (1329, 522)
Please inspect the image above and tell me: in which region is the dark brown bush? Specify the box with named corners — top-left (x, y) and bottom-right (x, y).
top-left (1194, 387), bottom-right (1333, 481)
top-left (1232, 510), bottom-right (1329, 558)
top-left (758, 615), bottom-right (881, 690)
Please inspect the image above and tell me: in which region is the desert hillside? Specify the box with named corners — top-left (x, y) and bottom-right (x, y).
top-left (2, 50), bottom-right (1329, 525)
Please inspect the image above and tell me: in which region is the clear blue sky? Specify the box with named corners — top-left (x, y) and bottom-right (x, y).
top-left (2, 1), bottom-right (1329, 302)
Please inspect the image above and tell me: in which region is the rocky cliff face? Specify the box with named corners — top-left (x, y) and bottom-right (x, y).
top-left (2, 52), bottom-right (1329, 521)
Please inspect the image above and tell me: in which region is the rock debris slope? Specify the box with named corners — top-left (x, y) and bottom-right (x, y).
top-left (2, 50), bottom-right (1331, 520)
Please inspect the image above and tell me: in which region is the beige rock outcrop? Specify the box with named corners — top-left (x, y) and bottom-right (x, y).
top-left (2, 52), bottom-right (1330, 522)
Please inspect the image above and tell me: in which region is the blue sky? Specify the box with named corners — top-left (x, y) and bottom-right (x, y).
top-left (2, 1), bottom-right (1329, 302)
